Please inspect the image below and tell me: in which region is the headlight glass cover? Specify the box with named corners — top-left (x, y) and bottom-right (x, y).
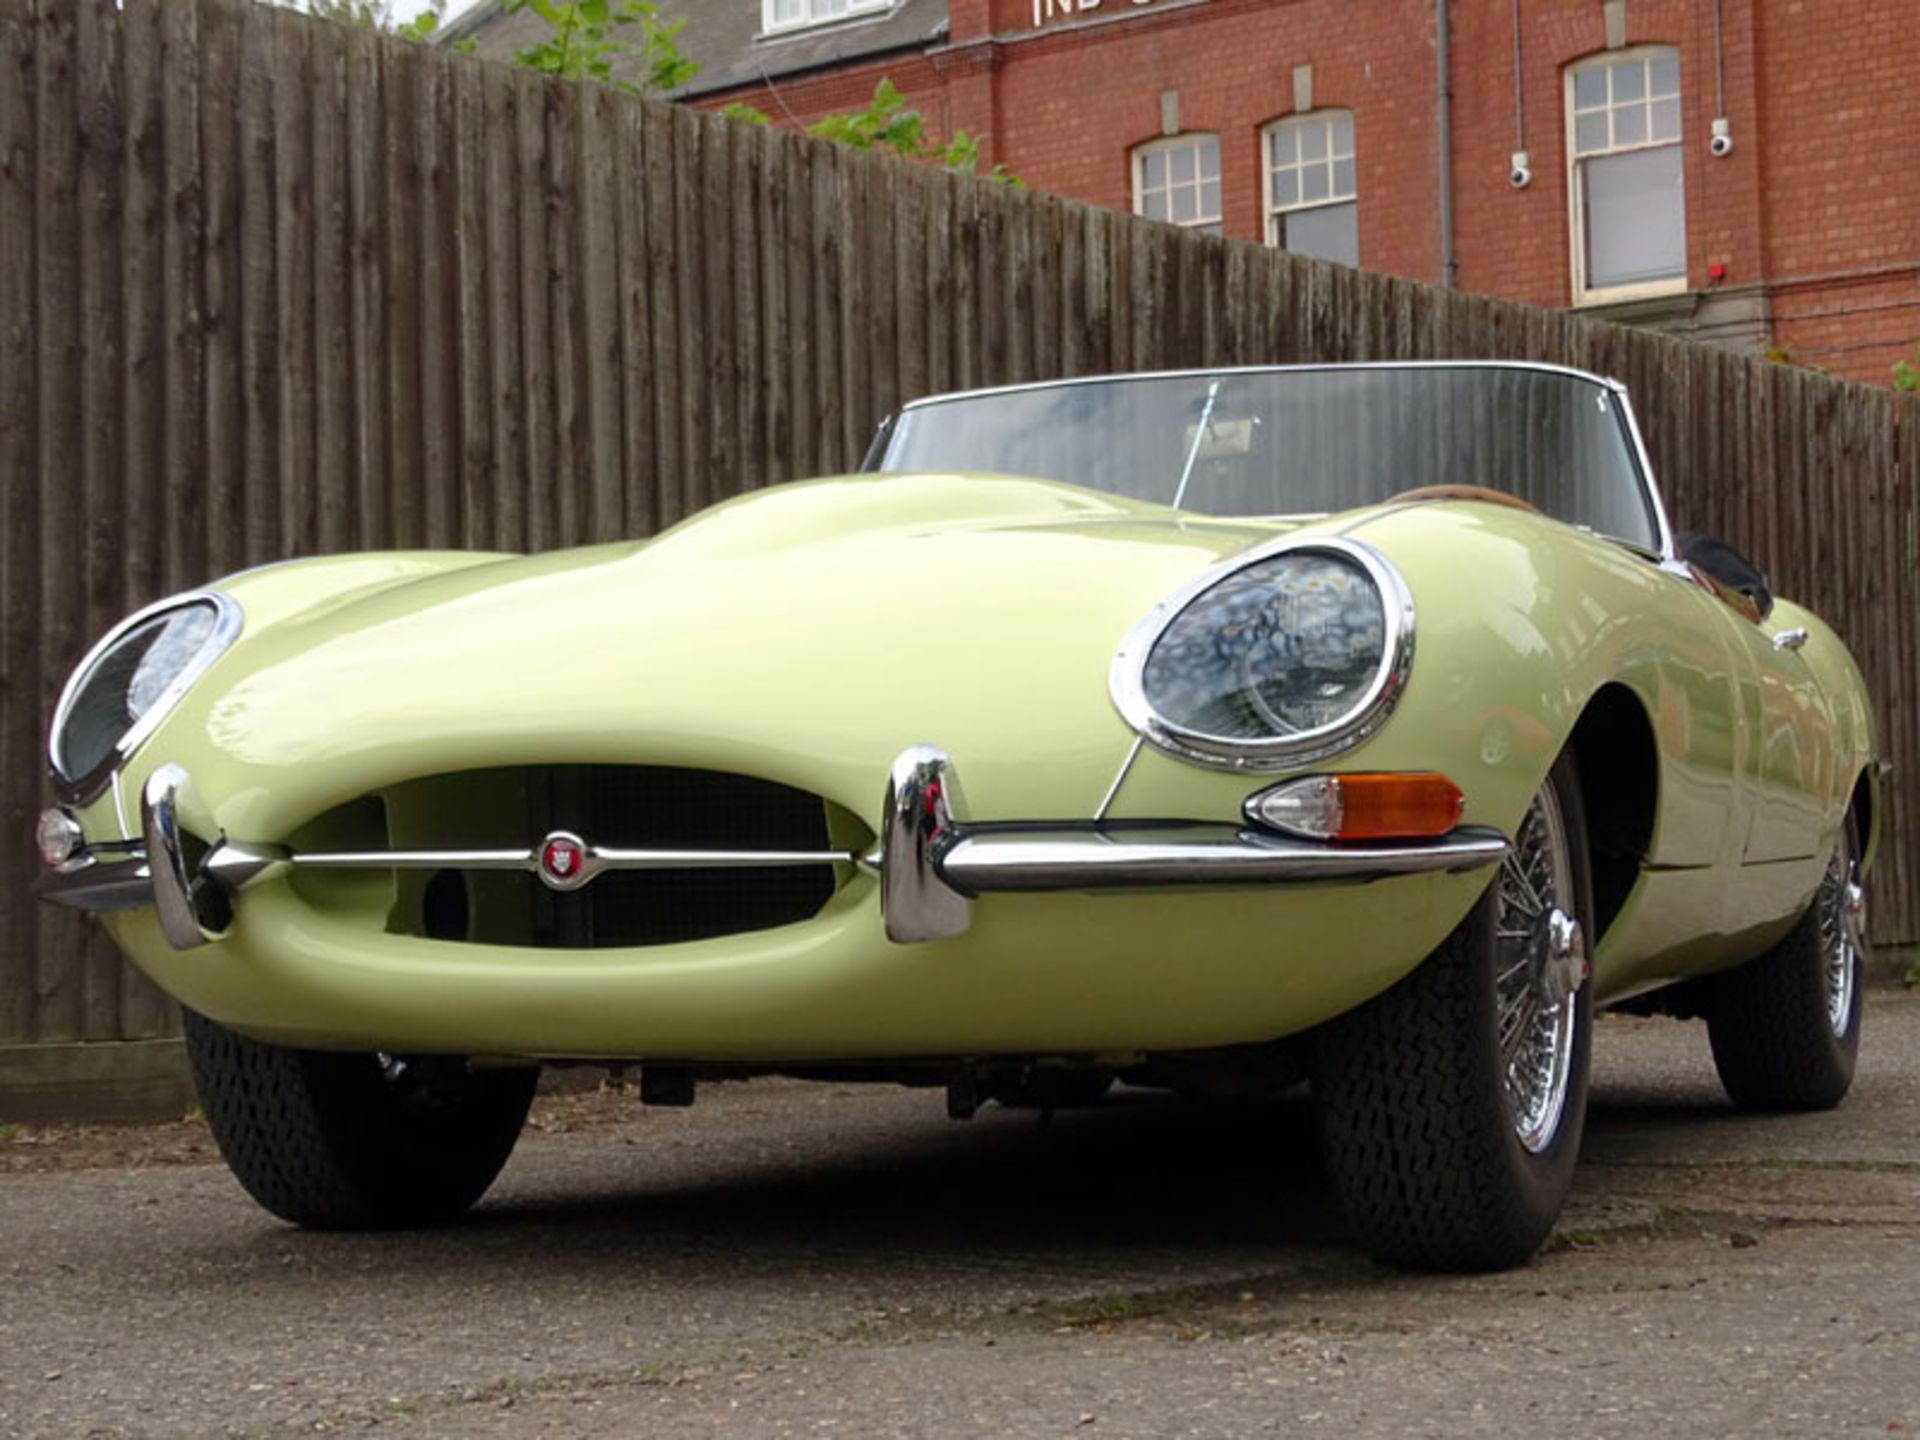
top-left (1112, 540), bottom-right (1413, 770)
top-left (50, 594), bottom-right (241, 799)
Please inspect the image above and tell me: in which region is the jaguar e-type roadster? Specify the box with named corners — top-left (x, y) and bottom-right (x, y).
top-left (36, 362), bottom-right (1879, 1271)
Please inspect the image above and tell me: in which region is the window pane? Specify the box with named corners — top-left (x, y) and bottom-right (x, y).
top-left (1270, 167), bottom-right (1298, 208)
top-left (1332, 156), bottom-right (1356, 198)
top-left (1574, 111), bottom-right (1609, 154)
top-left (1169, 145), bottom-right (1195, 185)
top-left (1614, 103), bottom-right (1647, 147)
top-left (1648, 51), bottom-right (1680, 97)
top-left (1172, 185), bottom-right (1197, 223)
top-left (1651, 96), bottom-right (1681, 142)
top-left (1612, 59), bottom-right (1645, 102)
top-left (1583, 146), bottom-right (1685, 289)
top-left (1573, 66), bottom-right (1607, 109)
top-left (1199, 139), bottom-right (1220, 180)
top-left (1141, 189), bottom-right (1169, 221)
top-left (1299, 122), bottom-right (1328, 163)
top-left (1301, 165), bottom-right (1329, 203)
top-left (1201, 179), bottom-right (1221, 219)
top-left (1268, 127), bottom-right (1295, 168)
top-left (1283, 202), bottom-right (1358, 267)
top-left (1329, 110), bottom-right (1354, 155)
top-left (1143, 150), bottom-right (1166, 189)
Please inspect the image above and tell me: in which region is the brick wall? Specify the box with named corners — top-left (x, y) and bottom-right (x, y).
top-left (692, 0), bottom-right (1917, 385)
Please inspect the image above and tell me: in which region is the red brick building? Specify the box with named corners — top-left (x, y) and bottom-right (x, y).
top-left (457, 0), bottom-right (1920, 386)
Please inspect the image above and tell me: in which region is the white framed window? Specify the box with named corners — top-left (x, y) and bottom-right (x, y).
top-left (1566, 47), bottom-right (1686, 302)
top-left (1262, 110), bottom-right (1357, 267)
top-left (1132, 135), bottom-right (1222, 235)
top-left (762, 0), bottom-right (891, 36)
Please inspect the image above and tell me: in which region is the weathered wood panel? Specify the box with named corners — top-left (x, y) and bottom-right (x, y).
top-left (0, 0), bottom-right (1915, 1052)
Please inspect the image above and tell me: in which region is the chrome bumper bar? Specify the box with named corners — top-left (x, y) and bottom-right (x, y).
top-left (38, 748), bottom-right (1508, 951)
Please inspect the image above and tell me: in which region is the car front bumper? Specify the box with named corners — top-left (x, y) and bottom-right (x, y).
top-left (43, 746), bottom-right (1507, 947)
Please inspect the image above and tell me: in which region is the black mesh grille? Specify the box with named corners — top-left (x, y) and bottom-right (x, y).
top-left (378, 765), bottom-right (844, 949)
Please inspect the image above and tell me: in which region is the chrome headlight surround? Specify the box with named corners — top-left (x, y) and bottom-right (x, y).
top-left (48, 590), bottom-right (244, 804)
top-left (1109, 536), bottom-right (1415, 773)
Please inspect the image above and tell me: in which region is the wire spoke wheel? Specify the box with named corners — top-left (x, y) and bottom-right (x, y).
top-left (1705, 814), bottom-right (1866, 1114)
top-left (1495, 783), bottom-right (1586, 1153)
top-left (1310, 752), bottom-right (1594, 1271)
top-left (1818, 842), bottom-right (1864, 1039)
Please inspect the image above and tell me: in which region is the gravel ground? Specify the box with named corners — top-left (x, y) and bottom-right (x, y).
top-left (0, 988), bottom-right (1914, 1439)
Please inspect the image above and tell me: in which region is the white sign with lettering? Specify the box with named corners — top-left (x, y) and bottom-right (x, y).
top-left (1031, 0), bottom-right (1164, 27)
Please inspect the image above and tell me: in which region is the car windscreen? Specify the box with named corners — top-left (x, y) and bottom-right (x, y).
top-left (876, 367), bottom-right (1662, 552)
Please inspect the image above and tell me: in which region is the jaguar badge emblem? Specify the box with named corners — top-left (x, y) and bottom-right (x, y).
top-left (537, 832), bottom-right (591, 891)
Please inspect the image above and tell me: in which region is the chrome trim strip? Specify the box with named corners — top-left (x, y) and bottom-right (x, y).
top-left (892, 361), bottom-right (1632, 414)
top-left (1108, 536), bottom-right (1416, 773)
top-left (34, 856), bottom-right (155, 913)
top-left (880, 745), bottom-right (973, 943)
top-left (1608, 383), bottom-right (1678, 563)
top-left (938, 823), bottom-right (1509, 895)
top-left (48, 590), bottom-right (245, 806)
top-left (1093, 736), bottom-right (1144, 823)
top-left (284, 845), bottom-right (860, 875)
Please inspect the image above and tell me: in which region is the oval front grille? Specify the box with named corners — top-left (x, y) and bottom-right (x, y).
top-left (291, 765), bottom-right (863, 949)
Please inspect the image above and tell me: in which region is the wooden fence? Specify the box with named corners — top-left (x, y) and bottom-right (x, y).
top-left (2, 0), bottom-right (1916, 1050)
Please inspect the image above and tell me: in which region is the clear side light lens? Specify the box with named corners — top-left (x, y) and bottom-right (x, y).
top-left (1245, 776), bottom-right (1343, 839)
top-left (36, 808), bottom-right (85, 869)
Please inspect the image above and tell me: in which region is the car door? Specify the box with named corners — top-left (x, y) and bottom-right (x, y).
top-left (1681, 558), bottom-right (1835, 864)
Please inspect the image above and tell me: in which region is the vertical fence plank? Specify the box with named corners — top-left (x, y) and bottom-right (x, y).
top-left (271, 7), bottom-right (314, 557)
top-left (727, 113), bottom-right (765, 494)
top-left (452, 52), bottom-right (496, 549)
top-left (0, 0), bottom-right (41, 1044)
top-left (33, 0), bottom-right (82, 1042)
top-left (75, 0), bottom-right (136, 1039)
top-left (160, 0), bottom-right (206, 590)
top-left (310, 12), bottom-right (351, 557)
top-left (344, 22), bottom-right (389, 551)
top-left (699, 106), bottom-right (737, 504)
top-left (237, 0), bottom-right (280, 564)
top-left (415, 43), bottom-right (457, 548)
top-left (611, 79), bottom-right (650, 532)
top-left (200, 0), bottom-right (245, 580)
top-left (482, 59), bottom-right (524, 550)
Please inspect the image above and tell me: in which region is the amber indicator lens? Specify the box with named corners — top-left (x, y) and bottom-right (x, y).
top-left (1331, 773), bottom-right (1464, 839)
top-left (1247, 773), bottom-right (1464, 841)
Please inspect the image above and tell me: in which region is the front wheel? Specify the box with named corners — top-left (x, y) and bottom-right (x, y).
top-left (1704, 822), bottom-right (1865, 1111)
top-left (184, 1010), bottom-right (538, 1229)
top-left (1311, 754), bottom-right (1594, 1272)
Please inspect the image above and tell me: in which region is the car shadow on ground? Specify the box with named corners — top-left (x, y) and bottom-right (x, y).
top-left (227, 1073), bottom-right (1757, 1292)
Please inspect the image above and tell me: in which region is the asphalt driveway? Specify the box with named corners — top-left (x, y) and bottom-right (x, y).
top-left (1, 988), bottom-right (1915, 1438)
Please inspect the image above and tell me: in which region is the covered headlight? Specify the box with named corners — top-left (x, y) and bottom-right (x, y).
top-left (49, 592), bottom-right (242, 800)
top-left (1111, 539), bottom-right (1413, 770)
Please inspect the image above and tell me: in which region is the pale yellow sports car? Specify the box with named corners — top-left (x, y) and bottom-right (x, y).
top-left (37, 363), bottom-right (1879, 1270)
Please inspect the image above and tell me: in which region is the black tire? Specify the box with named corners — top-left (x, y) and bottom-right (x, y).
top-left (1311, 753), bottom-right (1595, 1272)
top-left (183, 1010), bottom-right (538, 1229)
top-left (1705, 820), bottom-right (1865, 1112)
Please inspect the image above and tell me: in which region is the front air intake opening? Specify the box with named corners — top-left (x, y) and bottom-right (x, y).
top-left (293, 765), bottom-right (869, 949)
